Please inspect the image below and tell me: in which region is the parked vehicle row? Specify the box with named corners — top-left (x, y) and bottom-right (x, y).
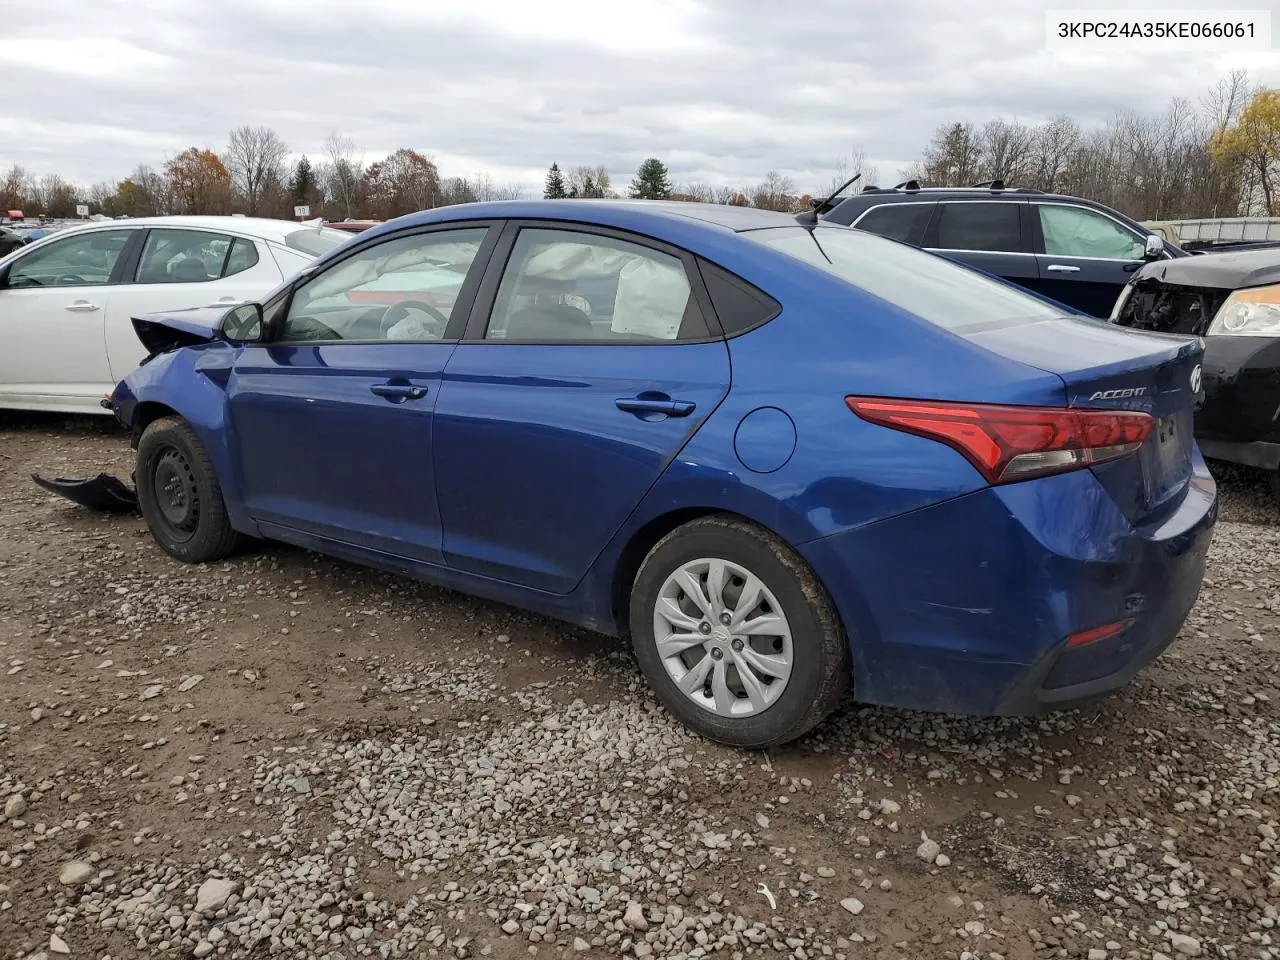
top-left (83, 200), bottom-right (1215, 747)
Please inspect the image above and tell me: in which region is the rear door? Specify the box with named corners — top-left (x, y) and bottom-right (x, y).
top-left (433, 223), bottom-right (731, 593)
top-left (924, 200), bottom-right (1038, 291)
top-left (1031, 202), bottom-right (1150, 318)
top-left (225, 224), bottom-right (497, 563)
top-left (104, 227), bottom-right (284, 380)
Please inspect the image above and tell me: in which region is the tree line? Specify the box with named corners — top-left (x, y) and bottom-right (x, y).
top-left (2, 71), bottom-right (1276, 224)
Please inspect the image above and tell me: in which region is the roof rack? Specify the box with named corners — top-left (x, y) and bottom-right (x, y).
top-left (971, 178), bottom-right (1005, 190)
top-left (893, 179), bottom-right (921, 192)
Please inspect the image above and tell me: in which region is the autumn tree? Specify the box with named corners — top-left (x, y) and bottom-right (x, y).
top-left (1212, 88), bottom-right (1280, 214)
top-left (166, 148), bottom-right (232, 214)
top-left (751, 170), bottom-right (796, 211)
top-left (629, 158), bottom-right (671, 200)
top-left (0, 165), bottom-right (29, 212)
top-left (29, 174), bottom-right (78, 217)
top-left (544, 163), bottom-right (567, 199)
top-left (225, 125), bottom-right (289, 215)
top-left (365, 148), bottom-right (439, 219)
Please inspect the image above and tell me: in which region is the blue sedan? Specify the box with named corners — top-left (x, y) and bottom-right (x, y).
top-left (109, 200), bottom-right (1217, 747)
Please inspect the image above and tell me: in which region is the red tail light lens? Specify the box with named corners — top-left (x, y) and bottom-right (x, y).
top-left (846, 397), bottom-right (1153, 484)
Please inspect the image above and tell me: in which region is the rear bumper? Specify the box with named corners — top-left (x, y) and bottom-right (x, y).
top-left (1196, 335), bottom-right (1280, 462)
top-left (799, 458), bottom-right (1217, 716)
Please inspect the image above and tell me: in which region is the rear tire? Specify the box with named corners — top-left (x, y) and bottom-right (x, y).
top-left (629, 515), bottom-right (849, 748)
top-left (136, 416), bottom-right (240, 563)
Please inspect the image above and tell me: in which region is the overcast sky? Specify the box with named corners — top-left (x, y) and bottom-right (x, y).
top-left (2, 0), bottom-right (1277, 196)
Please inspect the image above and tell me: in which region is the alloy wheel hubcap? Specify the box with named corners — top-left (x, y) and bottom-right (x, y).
top-left (652, 557), bottom-right (794, 718)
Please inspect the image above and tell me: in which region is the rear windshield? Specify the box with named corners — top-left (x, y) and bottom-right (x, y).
top-left (743, 226), bottom-right (1064, 331)
top-left (284, 226), bottom-right (350, 258)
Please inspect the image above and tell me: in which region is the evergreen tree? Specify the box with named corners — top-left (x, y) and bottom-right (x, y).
top-left (629, 158), bottom-right (671, 200)
top-left (544, 162), bottom-right (567, 199)
top-left (581, 172), bottom-right (596, 197)
top-left (289, 156), bottom-right (318, 205)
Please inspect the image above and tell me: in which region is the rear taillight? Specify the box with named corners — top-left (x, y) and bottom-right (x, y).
top-left (846, 397), bottom-right (1153, 484)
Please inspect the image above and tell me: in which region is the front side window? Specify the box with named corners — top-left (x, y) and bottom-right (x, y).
top-left (934, 203), bottom-right (1022, 252)
top-left (744, 226), bottom-right (1063, 332)
top-left (485, 229), bottom-right (706, 342)
top-left (137, 229), bottom-right (234, 283)
top-left (7, 229), bottom-right (132, 287)
top-left (855, 204), bottom-right (932, 243)
top-left (1038, 204), bottom-right (1146, 260)
top-left (279, 228), bottom-right (487, 343)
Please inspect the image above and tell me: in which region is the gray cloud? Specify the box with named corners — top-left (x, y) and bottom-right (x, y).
top-left (1, 0), bottom-right (1276, 195)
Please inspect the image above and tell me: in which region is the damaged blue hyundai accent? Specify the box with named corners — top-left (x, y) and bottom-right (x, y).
top-left (103, 200), bottom-right (1217, 747)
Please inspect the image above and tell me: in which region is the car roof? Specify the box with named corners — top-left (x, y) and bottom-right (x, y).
top-left (38, 215), bottom-right (314, 244)
top-left (377, 200), bottom-right (802, 236)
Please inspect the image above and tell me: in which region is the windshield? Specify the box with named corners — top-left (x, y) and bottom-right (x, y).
top-left (743, 226), bottom-right (1065, 331)
top-left (284, 227), bottom-right (350, 258)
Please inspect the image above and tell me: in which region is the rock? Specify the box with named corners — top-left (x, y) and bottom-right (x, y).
top-left (964, 921), bottom-right (985, 936)
top-left (289, 777), bottom-right (312, 795)
top-left (916, 837), bottom-right (941, 863)
top-left (817, 867), bottom-right (836, 878)
top-left (178, 675), bottom-right (204, 693)
top-left (140, 684), bottom-right (164, 700)
top-left (502, 920), bottom-right (520, 935)
top-left (59, 861), bottom-right (95, 886)
top-left (30, 708), bottom-right (44, 722)
top-left (4, 795), bottom-right (27, 818)
top-left (195, 877), bottom-right (236, 913)
top-left (48, 934), bottom-right (70, 954)
top-left (573, 938), bottom-right (590, 952)
top-left (935, 854), bottom-right (951, 867)
top-left (1168, 934), bottom-right (1201, 957)
top-left (839, 898), bottom-right (864, 916)
top-left (193, 942), bottom-right (215, 958)
top-left (1089, 950), bottom-right (1108, 960)
top-left (624, 901), bottom-right (649, 931)
top-left (755, 812), bottom-right (771, 829)
top-left (879, 799), bottom-right (901, 815)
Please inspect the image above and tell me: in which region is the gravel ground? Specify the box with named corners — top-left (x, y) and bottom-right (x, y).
top-left (0, 411), bottom-right (1277, 960)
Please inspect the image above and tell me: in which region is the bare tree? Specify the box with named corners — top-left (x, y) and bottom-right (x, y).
top-left (225, 125), bottom-right (289, 215)
top-left (922, 123), bottom-right (983, 186)
top-left (751, 170), bottom-right (796, 211)
top-left (829, 149), bottom-right (879, 192)
top-left (976, 120), bottom-right (1036, 184)
top-left (566, 165), bottom-right (611, 198)
top-left (0, 164), bottom-right (30, 211)
top-left (324, 132), bottom-right (363, 219)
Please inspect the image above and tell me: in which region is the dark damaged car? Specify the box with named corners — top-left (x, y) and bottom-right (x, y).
top-left (1112, 247), bottom-right (1280, 499)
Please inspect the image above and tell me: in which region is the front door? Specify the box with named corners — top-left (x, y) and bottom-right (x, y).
top-left (226, 224), bottom-right (495, 563)
top-left (1031, 202), bottom-right (1149, 318)
top-left (433, 224), bottom-right (732, 593)
top-left (0, 228), bottom-right (135, 409)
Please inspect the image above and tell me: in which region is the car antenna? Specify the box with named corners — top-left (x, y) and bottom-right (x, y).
top-left (797, 173), bottom-right (862, 227)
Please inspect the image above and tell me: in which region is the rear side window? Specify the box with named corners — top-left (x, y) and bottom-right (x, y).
top-left (223, 238), bottom-right (260, 277)
top-left (699, 260), bottom-right (780, 336)
top-left (854, 204), bottom-right (932, 243)
top-left (934, 203), bottom-right (1021, 252)
top-left (744, 226), bottom-right (1063, 332)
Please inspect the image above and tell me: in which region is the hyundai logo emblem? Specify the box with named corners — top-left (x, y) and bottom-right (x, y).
top-left (1190, 364), bottom-right (1202, 393)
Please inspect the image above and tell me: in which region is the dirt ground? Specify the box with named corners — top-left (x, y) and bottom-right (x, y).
top-left (0, 410), bottom-right (1277, 960)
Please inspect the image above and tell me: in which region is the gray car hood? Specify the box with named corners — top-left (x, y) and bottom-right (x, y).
top-left (1134, 247), bottom-right (1280, 290)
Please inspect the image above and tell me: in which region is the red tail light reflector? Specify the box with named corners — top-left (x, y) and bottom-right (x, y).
top-left (1066, 618), bottom-right (1134, 648)
top-left (846, 397), bottom-right (1153, 484)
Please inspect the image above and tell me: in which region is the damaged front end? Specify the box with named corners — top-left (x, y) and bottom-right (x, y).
top-left (1114, 276), bottom-right (1232, 336)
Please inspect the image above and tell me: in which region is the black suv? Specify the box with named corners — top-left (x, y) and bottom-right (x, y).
top-left (822, 181), bottom-right (1185, 318)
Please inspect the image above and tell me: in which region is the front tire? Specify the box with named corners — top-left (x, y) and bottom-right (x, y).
top-left (136, 416), bottom-right (240, 563)
top-left (629, 515), bottom-right (849, 748)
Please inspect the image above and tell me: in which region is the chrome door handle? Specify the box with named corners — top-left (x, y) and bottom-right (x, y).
top-left (1046, 264), bottom-right (1081, 273)
top-left (64, 301), bottom-right (101, 312)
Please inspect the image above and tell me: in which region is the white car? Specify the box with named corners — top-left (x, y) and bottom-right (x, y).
top-left (0, 216), bottom-right (351, 414)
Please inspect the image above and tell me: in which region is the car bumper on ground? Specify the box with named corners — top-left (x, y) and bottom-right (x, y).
top-left (1196, 335), bottom-right (1280, 469)
top-left (799, 458), bottom-right (1217, 716)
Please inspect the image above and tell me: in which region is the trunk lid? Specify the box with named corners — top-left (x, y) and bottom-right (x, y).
top-left (966, 317), bottom-right (1204, 522)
